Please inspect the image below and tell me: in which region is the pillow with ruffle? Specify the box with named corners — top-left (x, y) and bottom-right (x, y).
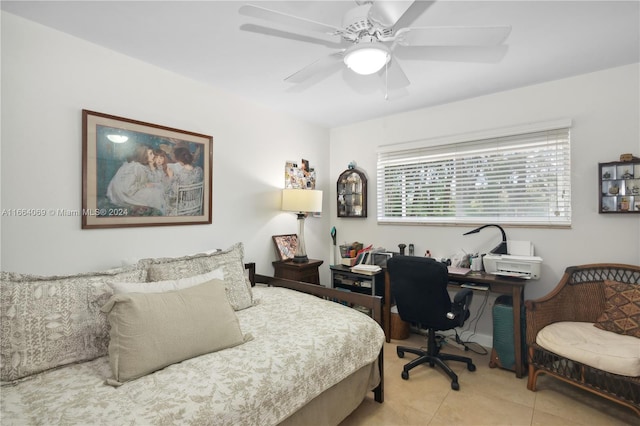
top-left (0, 265), bottom-right (147, 382)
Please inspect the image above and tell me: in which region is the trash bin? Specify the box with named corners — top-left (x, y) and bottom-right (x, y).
top-left (490, 295), bottom-right (525, 372)
top-left (390, 305), bottom-right (410, 340)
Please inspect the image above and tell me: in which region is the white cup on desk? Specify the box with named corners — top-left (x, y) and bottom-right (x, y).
top-left (470, 255), bottom-right (484, 272)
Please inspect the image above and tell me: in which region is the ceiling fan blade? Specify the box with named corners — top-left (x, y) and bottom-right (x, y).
top-left (239, 4), bottom-right (343, 36)
top-left (368, 1), bottom-right (415, 28)
top-left (378, 57), bottom-right (410, 90)
top-left (394, 45), bottom-right (509, 64)
top-left (240, 24), bottom-right (344, 48)
top-left (395, 26), bottom-right (512, 47)
top-left (285, 51), bottom-right (345, 84)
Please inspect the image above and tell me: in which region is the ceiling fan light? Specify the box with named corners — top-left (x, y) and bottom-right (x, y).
top-left (344, 45), bottom-right (390, 75)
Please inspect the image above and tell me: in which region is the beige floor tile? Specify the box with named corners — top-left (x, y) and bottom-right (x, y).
top-left (532, 376), bottom-right (637, 425)
top-left (531, 409), bottom-right (585, 426)
top-left (430, 391), bottom-right (533, 426)
top-left (454, 357), bottom-right (535, 408)
top-left (341, 396), bottom-right (438, 426)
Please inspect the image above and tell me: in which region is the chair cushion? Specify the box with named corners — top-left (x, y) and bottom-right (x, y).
top-left (536, 321), bottom-right (640, 376)
top-left (101, 279), bottom-right (248, 385)
top-left (593, 280), bottom-right (640, 338)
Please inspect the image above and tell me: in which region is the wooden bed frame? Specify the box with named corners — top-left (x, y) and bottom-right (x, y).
top-left (245, 263), bottom-right (384, 404)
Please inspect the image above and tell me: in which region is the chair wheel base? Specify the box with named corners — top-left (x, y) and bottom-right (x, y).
top-left (451, 381), bottom-right (460, 391)
top-left (468, 363), bottom-right (476, 372)
top-left (401, 371), bottom-right (409, 380)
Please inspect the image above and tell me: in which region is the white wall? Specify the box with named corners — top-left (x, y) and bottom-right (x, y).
top-left (0, 12), bottom-right (330, 279)
top-left (330, 63), bottom-right (640, 346)
top-left (3, 11), bottom-right (639, 347)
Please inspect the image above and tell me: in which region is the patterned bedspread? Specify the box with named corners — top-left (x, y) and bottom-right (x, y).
top-left (1, 286), bottom-right (385, 425)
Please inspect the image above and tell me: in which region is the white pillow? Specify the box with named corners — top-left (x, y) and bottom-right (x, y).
top-left (110, 268), bottom-right (224, 294)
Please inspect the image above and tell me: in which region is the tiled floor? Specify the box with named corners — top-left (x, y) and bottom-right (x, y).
top-left (340, 333), bottom-right (638, 426)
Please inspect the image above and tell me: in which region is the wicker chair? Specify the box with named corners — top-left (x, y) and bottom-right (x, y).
top-left (525, 263), bottom-right (640, 416)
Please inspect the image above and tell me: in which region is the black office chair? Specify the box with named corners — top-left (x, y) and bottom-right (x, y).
top-left (387, 256), bottom-right (476, 390)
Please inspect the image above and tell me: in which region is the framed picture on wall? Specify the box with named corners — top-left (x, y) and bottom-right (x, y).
top-left (285, 159), bottom-right (316, 189)
top-left (82, 110), bottom-right (213, 229)
top-left (272, 234), bottom-right (298, 260)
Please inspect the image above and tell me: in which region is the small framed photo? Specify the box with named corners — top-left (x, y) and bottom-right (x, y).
top-left (82, 110), bottom-right (213, 229)
top-left (272, 234), bottom-right (298, 261)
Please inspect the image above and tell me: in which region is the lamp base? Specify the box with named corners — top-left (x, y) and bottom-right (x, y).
top-left (292, 255), bottom-right (309, 263)
top-left (490, 241), bottom-right (509, 255)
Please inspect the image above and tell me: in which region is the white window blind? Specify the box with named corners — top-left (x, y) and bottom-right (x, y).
top-left (377, 123), bottom-right (571, 226)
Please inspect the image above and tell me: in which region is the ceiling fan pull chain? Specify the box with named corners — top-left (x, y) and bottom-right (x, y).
top-left (385, 61), bottom-right (389, 101)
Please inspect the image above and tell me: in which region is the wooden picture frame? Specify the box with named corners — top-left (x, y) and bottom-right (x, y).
top-left (272, 234), bottom-right (298, 261)
top-left (82, 110), bottom-right (213, 228)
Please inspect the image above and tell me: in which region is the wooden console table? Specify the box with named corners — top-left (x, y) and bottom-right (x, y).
top-left (383, 270), bottom-right (528, 378)
top-left (272, 259), bottom-right (323, 284)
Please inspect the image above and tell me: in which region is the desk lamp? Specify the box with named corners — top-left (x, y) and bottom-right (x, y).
top-left (463, 224), bottom-right (508, 255)
top-left (282, 189), bottom-right (323, 263)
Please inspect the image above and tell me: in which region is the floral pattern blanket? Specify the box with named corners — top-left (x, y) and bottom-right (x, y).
top-left (1, 287), bottom-right (385, 425)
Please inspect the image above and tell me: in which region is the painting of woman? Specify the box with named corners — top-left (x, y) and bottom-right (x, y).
top-left (106, 145), bottom-right (167, 214)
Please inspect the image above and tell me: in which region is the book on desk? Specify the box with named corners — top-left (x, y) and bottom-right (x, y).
top-left (350, 264), bottom-right (382, 275)
top-left (447, 267), bottom-right (488, 290)
top-left (447, 266), bottom-right (471, 276)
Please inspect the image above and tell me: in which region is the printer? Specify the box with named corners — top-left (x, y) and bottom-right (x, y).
top-left (463, 225), bottom-right (543, 280)
top-left (482, 254), bottom-right (542, 279)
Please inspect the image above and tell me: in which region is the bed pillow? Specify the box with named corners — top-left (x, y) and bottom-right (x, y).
top-left (110, 268), bottom-right (224, 294)
top-left (101, 279), bottom-right (247, 385)
top-left (138, 242), bottom-right (253, 310)
top-left (0, 265), bottom-right (147, 382)
top-left (594, 280), bottom-right (640, 338)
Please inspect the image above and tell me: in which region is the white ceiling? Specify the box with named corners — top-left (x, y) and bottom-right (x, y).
top-left (3, 1), bottom-right (639, 128)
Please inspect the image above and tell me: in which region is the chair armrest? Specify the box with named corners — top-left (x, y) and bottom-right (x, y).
top-left (524, 267), bottom-right (585, 345)
top-left (525, 293), bottom-right (574, 346)
top-left (451, 288), bottom-right (473, 326)
top-left (453, 288), bottom-right (473, 305)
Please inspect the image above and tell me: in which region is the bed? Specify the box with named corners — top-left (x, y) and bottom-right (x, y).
top-left (0, 244), bottom-right (384, 425)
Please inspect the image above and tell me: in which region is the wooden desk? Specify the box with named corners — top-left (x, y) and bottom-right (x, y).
top-left (383, 270), bottom-right (528, 378)
top-left (272, 259), bottom-right (323, 284)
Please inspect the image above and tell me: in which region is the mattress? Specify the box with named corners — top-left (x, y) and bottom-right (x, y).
top-left (1, 286), bottom-right (385, 425)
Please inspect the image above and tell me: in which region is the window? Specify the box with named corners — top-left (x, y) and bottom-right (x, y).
top-left (376, 120), bottom-right (571, 227)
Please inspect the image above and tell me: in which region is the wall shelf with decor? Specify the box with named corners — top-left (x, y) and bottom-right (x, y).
top-left (599, 158), bottom-right (640, 213)
top-left (337, 165), bottom-right (367, 218)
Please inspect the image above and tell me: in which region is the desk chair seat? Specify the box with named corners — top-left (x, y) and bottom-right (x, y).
top-left (388, 256), bottom-right (476, 390)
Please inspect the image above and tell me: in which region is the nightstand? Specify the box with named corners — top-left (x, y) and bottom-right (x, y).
top-left (272, 259), bottom-right (324, 284)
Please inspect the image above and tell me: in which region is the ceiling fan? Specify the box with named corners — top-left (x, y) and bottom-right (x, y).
top-left (239, 1), bottom-right (512, 89)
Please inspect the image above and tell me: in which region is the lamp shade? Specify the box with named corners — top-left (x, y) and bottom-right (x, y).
top-left (282, 189), bottom-right (323, 213)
